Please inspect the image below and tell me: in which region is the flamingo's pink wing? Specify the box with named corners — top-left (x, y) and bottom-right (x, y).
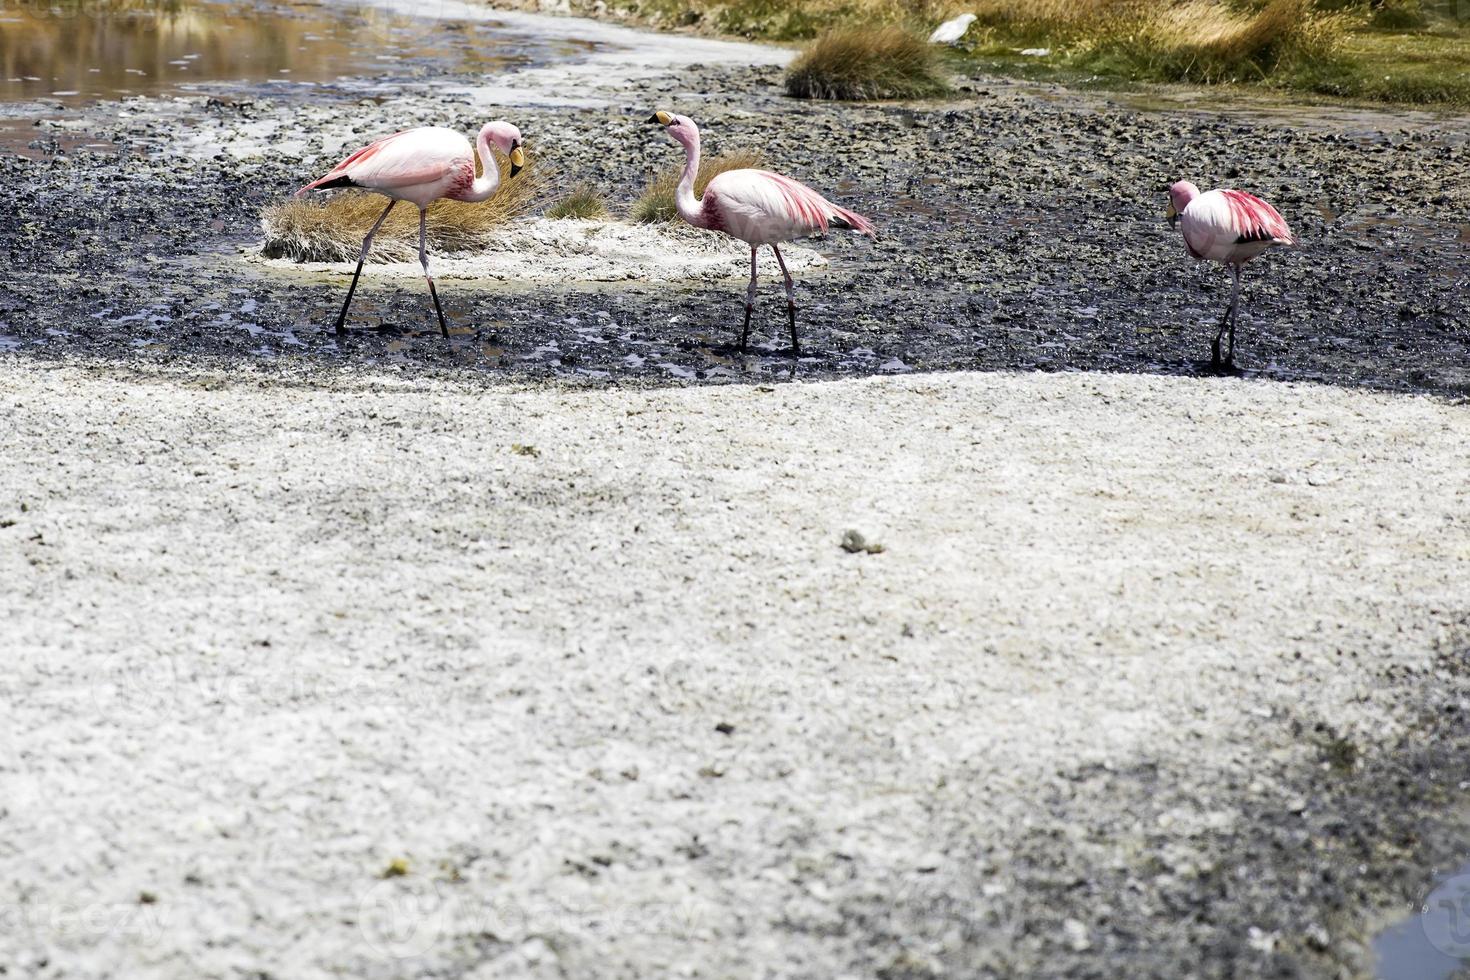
top-left (757, 172), bottom-right (835, 233)
top-left (706, 170), bottom-right (875, 238)
top-left (1220, 190), bottom-right (1294, 245)
top-left (297, 128), bottom-right (465, 196)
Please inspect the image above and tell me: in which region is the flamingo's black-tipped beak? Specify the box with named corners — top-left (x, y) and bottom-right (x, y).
top-left (1165, 202), bottom-right (1178, 228)
top-left (509, 144), bottom-right (525, 177)
top-left (648, 110), bottom-right (674, 126)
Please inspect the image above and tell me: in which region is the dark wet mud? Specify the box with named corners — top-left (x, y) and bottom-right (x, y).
top-left (2, 27), bottom-right (1468, 394)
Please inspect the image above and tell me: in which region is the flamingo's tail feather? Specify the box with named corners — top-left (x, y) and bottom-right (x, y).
top-left (828, 206), bottom-right (876, 238)
top-left (294, 173), bottom-right (357, 198)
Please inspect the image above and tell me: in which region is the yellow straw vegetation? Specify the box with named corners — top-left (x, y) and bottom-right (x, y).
top-left (782, 0), bottom-right (1348, 96)
top-left (629, 148), bottom-right (764, 223)
top-left (999, 0), bottom-right (1348, 84)
top-left (260, 154), bottom-right (545, 263)
top-left (545, 181), bottom-right (611, 220)
top-left (786, 26), bottom-right (951, 100)
top-left (487, 0), bottom-right (1467, 107)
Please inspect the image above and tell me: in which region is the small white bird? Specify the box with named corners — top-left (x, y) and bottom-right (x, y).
top-left (929, 12), bottom-right (976, 44)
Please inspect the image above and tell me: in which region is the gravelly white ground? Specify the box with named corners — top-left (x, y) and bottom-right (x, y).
top-left (253, 218), bottom-right (828, 283)
top-left (1, 359), bottom-right (1467, 978)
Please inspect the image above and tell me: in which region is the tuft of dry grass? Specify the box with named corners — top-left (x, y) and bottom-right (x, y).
top-left (785, 26), bottom-right (952, 100)
top-left (1104, 0), bottom-right (1346, 83)
top-left (545, 182), bottom-right (610, 220)
top-left (629, 149), bottom-right (764, 223)
top-left (483, 0), bottom-right (1470, 106)
top-left (260, 153), bottom-right (546, 263)
top-left (963, 0), bottom-right (1345, 82)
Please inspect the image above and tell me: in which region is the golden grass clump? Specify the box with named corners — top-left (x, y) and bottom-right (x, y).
top-left (545, 182), bottom-right (610, 220)
top-left (1116, 0), bottom-right (1346, 82)
top-left (629, 149), bottom-right (764, 223)
top-left (785, 26), bottom-right (952, 101)
top-left (260, 154), bottom-right (546, 263)
top-left (966, 0), bottom-right (1346, 83)
top-left (967, 0), bottom-right (1127, 42)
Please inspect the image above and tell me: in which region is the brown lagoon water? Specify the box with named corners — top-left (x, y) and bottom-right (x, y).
top-left (0, 0), bottom-right (527, 104)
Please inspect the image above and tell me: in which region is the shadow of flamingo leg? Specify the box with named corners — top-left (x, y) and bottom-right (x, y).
top-left (1226, 264), bottom-right (1242, 367)
top-left (334, 198), bottom-right (396, 335)
top-left (739, 245), bottom-right (757, 352)
top-left (418, 207), bottom-right (450, 339)
top-left (772, 243), bottom-right (799, 357)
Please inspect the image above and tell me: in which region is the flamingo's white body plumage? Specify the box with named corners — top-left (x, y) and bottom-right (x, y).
top-left (300, 127), bottom-right (500, 209)
top-left (694, 168), bottom-right (863, 246)
top-left (1176, 187), bottom-right (1295, 264)
top-left (296, 122), bottom-right (526, 337)
top-left (650, 110), bottom-right (874, 355)
top-left (1167, 180), bottom-right (1294, 369)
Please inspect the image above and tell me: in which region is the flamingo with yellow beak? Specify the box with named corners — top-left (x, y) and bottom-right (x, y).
top-left (297, 122), bottom-right (527, 338)
top-left (648, 110), bottom-right (875, 356)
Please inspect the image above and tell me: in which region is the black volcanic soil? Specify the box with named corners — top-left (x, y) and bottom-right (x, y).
top-left (2, 57), bottom-right (1468, 392)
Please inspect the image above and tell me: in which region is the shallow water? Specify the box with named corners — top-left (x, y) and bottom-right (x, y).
top-left (1374, 863), bottom-right (1470, 980)
top-left (0, 0), bottom-right (529, 105)
top-left (0, 0), bottom-right (603, 154)
top-left (1111, 86), bottom-right (1470, 147)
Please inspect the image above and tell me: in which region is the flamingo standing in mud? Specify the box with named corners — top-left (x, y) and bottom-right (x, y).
top-left (1166, 180), bottom-right (1294, 370)
top-left (647, 110), bottom-right (875, 356)
top-left (297, 122), bottom-right (526, 338)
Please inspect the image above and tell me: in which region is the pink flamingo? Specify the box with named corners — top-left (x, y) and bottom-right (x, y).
top-left (648, 110), bottom-right (875, 356)
top-left (297, 122), bottom-right (526, 338)
top-left (1166, 180), bottom-right (1295, 369)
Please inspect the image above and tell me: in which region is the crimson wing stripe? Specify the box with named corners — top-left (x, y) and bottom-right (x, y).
top-left (763, 172), bottom-right (830, 232)
top-left (1221, 190), bottom-right (1292, 244)
top-left (326, 129), bottom-right (414, 180)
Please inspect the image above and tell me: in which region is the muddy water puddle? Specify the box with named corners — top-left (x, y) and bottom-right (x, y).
top-left (0, 0), bottom-right (598, 153)
top-left (1374, 861), bottom-right (1470, 980)
top-left (1112, 86), bottom-right (1470, 147)
top-left (0, 114), bottom-right (119, 157)
top-left (0, 0), bottom-right (530, 103)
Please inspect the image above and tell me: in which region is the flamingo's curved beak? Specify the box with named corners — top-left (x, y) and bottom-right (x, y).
top-left (648, 110), bottom-right (674, 126)
top-left (1165, 201), bottom-right (1178, 228)
top-left (509, 144), bottom-right (526, 177)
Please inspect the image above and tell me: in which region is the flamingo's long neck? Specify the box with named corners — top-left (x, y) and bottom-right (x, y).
top-left (460, 131), bottom-right (502, 203)
top-left (674, 129), bottom-right (708, 229)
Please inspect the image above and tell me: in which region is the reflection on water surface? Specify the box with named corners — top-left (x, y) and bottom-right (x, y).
top-left (0, 0), bottom-right (527, 105)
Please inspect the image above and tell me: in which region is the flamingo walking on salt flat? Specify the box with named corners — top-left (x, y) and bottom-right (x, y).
top-left (1166, 180), bottom-right (1294, 370)
top-left (296, 122), bottom-right (526, 338)
top-left (647, 110), bottom-right (875, 356)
